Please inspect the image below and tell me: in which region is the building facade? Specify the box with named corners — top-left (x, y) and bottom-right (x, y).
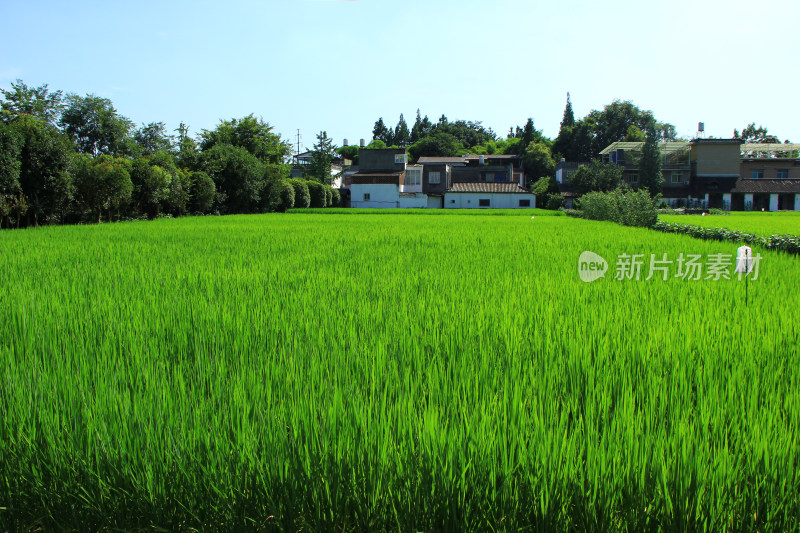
top-left (348, 150), bottom-right (537, 209)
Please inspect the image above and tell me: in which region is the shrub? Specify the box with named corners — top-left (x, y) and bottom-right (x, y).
top-left (330, 188), bottom-right (342, 208)
top-left (306, 180), bottom-right (326, 208)
top-left (269, 180), bottom-right (295, 212)
top-left (288, 179), bottom-right (310, 208)
top-left (324, 186), bottom-right (333, 207)
top-left (579, 186), bottom-right (658, 228)
top-left (545, 193), bottom-right (564, 210)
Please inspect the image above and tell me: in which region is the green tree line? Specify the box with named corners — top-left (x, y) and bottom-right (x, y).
top-left (0, 80), bottom-right (341, 229)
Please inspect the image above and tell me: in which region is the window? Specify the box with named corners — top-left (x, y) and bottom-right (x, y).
top-left (777, 169), bottom-right (789, 179)
top-left (519, 199), bottom-right (531, 207)
top-left (394, 154), bottom-right (406, 164)
top-left (484, 172), bottom-right (494, 182)
top-left (479, 199), bottom-right (490, 207)
top-left (628, 172), bottom-right (639, 184)
top-left (752, 170), bottom-right (764, 179)
top-left (405, 168), bottom-right (421, 186)
top-left (671, 172), bottom-right (684, 184)
top-left (363, 193), bottom-right (370, 201)
top-left (429, 171), bottom-right (440, 184)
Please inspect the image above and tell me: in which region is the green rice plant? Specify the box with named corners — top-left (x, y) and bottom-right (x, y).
top-left (0, 214), bottom-right (798, 531)
top-left (660, 212), bottom-right (800, 237)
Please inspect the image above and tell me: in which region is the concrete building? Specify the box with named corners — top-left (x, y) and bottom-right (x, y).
top-left (591, 139), bottom-right (800, 211)
top-left (348, 149), bottom-right (537, 209)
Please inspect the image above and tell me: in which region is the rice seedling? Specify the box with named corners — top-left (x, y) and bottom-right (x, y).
top-left (0, 214), bottom-right (798, 531)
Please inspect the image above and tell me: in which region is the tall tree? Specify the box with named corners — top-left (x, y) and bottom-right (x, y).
top-left (407, 132), bottom-right (464, 162)
top-left (307, 131), bottom-right (337, 184)
top-left (372, 117), bottom-right (391, 144)
top-left (521, 142), bottom-right (555, 186)
top-left (393, 114), bottom-right (410, 147)
top-left (560, 92), bottom-right (575, 129)
top-left (60, 94), bottom-right (133, 156)
top-left (12, 115), bottom-right (73, 225)
top-left (200, 114), bottom-right (290, 164)
top-left (410, 109), bottom-right (424, 143)
top-left (638, 120), bottom-right (662, 195)
top-left (72, 154), bottom-right (133, 223)
top-left (734, 123), bottom-right (780, 143)
top-left (569, 160), bottom-right (623, 195)
top-left (0, 79), bottom-right (64, 126)
top-left (134, 121), bottom-right (173, 155)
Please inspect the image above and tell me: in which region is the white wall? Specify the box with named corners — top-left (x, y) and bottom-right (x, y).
top-left (398, 194), bottom-right (428, 208)
top-left (427, 196), bottom-right (443, 209)
top-left (350, 184), bottom-right (399, 208)
top-left (444, 192), bottom-right (536, 209)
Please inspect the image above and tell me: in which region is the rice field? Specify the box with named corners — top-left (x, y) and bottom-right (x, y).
top-left (1, 213), bottom-right (799, 532)
top-left (660, 212), bottom-right (800, 236)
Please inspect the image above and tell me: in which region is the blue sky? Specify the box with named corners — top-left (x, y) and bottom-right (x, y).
top-left (1, 0), bottom-right (798, 152)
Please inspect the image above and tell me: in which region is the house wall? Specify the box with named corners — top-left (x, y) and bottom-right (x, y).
top-left (359, 149), bottom-right (407, 172)
top-left (427, 195), bottom-right (443, 209)
top-left (740, 160), bottom-right (800, 179)
top-left (444, 192), bottom-right (536, 209)
top-left (691, 143), bottom-right (742, 176)
top-left (422, 164), bottom-right (449, 194)
top-left (398, 194), bottom-right (428, 208)
top-left (350, 184), bottom-right (399, 208)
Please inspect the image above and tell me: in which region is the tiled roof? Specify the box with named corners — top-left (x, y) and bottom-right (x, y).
top-left (447, 182), bottom-right (532, 194)
top-left (732, 179), bottom-right (800, 194)
top-left (417, 156), bottom-right (466, 164)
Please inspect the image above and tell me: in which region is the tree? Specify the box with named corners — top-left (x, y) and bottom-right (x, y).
top-left (175, 122), bottom-right (199, 169)
top-left (625, 125), bottom-right (646, 142)
top-left (188, 171), bottom-right (215, 213)
top-left (307, 131), bottom-right (337, 184)
top-left (72, 154), bottom-right (133, 222)
top-left (12, 115), bottom-right (73, 225)
top-left (638, 120), bottom-right (662, 195)
top-left (60, 94), bottom-right (133, 156)
top-left (134, 121), bottom-right (173, 155)
top-left (200, 115), bottom-right (290, 165)
top-left (521, 142), bottom-right (555, 187)
top-left (580, 100), bottom-right (675, 159)
top-left (410, 109), bottom-right (433, 143)
top-left (268, 180), bottom-right (295, 212)
top-left (200, 143), bottom-right (266, 213)
top-left (432, 119), bottom-right (495, 148)
top-left (407, 132), bottom-right (463, 162)
top-left (521, 118), bottom-right (536, 150)
top-left (570, 160), bottom-right (623, 196)
top-left (337, 144), bottom-right (359, 165)
top-left (0, 79), bottom-right (64, 126)
top-left (561, 92), bottom-right (575, 129)
top-left (372, 117), bottom-right (391, 144)
top-left (0, 121), bottom-right (23, 227)
top-left (394, 114), bottom-right (410, 147)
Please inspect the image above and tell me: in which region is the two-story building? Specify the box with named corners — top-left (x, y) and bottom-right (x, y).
top-left (589, 139), bottom-right (800, 211)
top-left (349, 150), bottom-right (537, 209)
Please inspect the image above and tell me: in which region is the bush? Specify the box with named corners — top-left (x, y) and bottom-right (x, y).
top-left (545, 193), bottom-right (564, 210)
top-left (653, 221), bottom-right (800, 255)
top-left (269, 180), bottom-right (295, 212)
top-left (306, 180), bottom-right (326, 208)
top-left (330, 188), bottom-right (341, 207)
top-left (579, 186), bottom-right (658, 227)
top-left (324, 186), bottom-right (333, 207)
top-left (288, 179), bottom-right (310, 208)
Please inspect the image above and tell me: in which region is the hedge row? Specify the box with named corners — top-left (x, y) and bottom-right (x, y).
top-left (272, 179), bottom-right (341, 212)
top-left (653, 221), bottom-right (800, 255)
top-left (575, 187), bottom-right (659, 228)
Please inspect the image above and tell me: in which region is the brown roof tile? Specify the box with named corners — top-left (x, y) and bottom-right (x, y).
top-left (447, 182), bottom-right (532, 194)
top-left (732, 179), bottom-right (800, 193)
